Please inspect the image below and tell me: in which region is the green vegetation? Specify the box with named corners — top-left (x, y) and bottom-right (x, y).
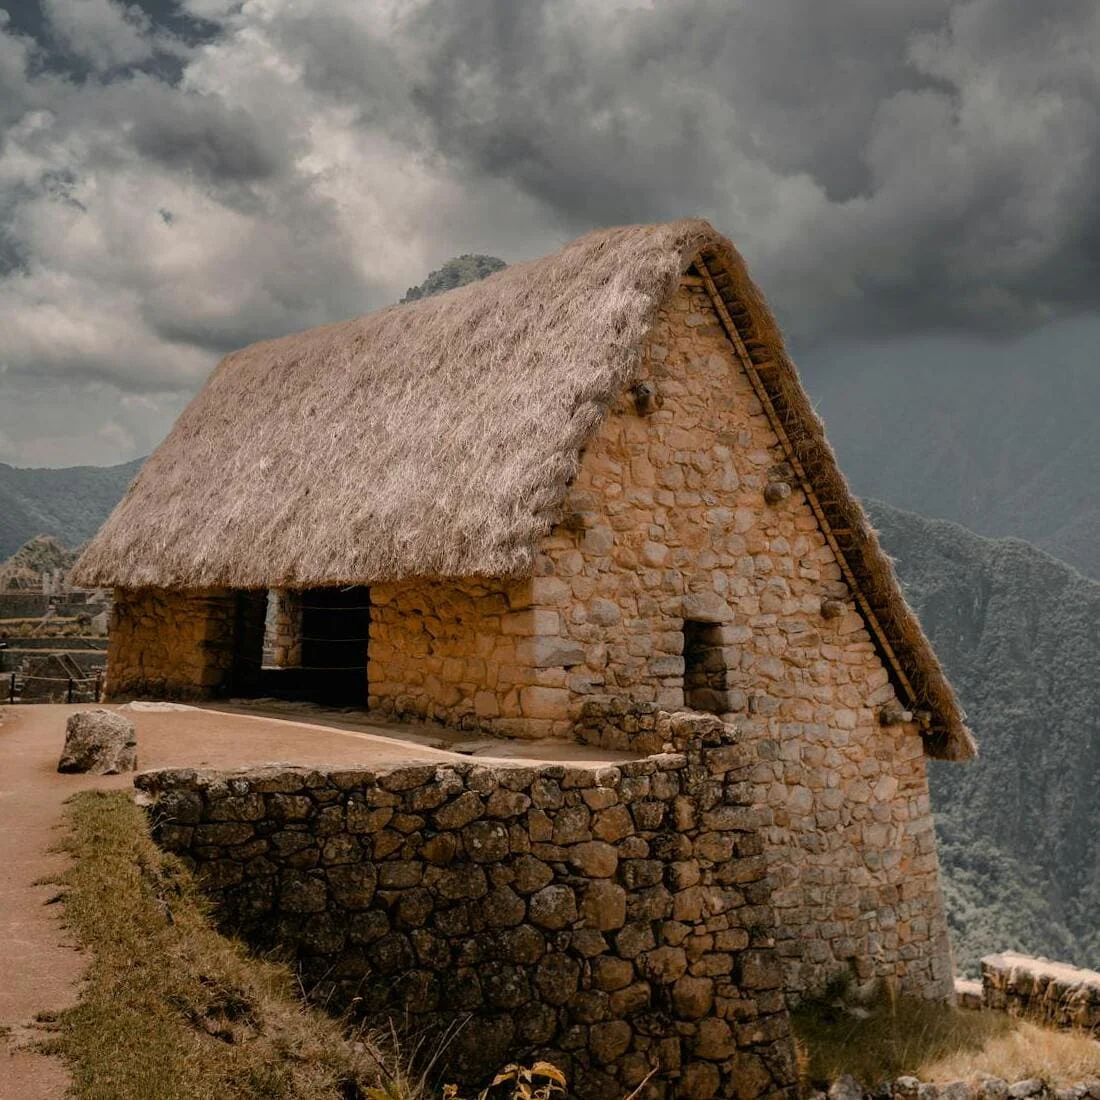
top-left (46, 791), bottom-right (415, 1100)
top-left (0, 458), bottom-right (142, 560)
top-left (870, 501), bottom-right (1100, 974)
top-left (811, 359), bottom-right (1100, 580)
top-left (400, 255), bottom-right (506, 304)
top-left (794, 987), bottom-right (1012, 1086)
top-left (0, 534), bottom-right (79, 589)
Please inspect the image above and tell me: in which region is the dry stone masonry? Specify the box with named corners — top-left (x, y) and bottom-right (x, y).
top-left (980, 954), bottom-right (1100, 1034)
top-left (105, 588), bottom-right (239, 699)
top-left (105, 587), bottom-right (265, 700)
top-left (136, 713), bottom-right (800, 1099)
top-left (363, 282), bottom-right (955, 1003)
top-left (103, 273), bottom-right (956, 1009)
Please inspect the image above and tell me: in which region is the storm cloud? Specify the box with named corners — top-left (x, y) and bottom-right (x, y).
top-left (1, 0), bottom-right (1098, 464)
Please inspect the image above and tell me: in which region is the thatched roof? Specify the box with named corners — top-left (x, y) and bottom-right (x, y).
top-left (73, 218), bottom-right (975, 760)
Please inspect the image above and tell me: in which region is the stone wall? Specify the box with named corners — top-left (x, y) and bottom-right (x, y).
top-left (0, 592), bottom-right (53, 618)
top-left (268, 588), bottom-right (303, 668)
top-left (137, 713), bottom-right (799, 1099)
top-left (368, 576), bottom-right (585, 739)
top-left (107, 277), bottom-right (955, 1005)
top-left (981, 954), bottom-right (1100, 1033)
top-left (514, 280), bottom-right (954, 1002)
top-left (0, 591), bottom-right (100, 618)
top-left (105, 587), bottom-right (240, 700)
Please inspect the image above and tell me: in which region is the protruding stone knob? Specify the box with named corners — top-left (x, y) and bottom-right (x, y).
top-left (764, 481), bottom-right (791, 506)
top-left (631, 382), bottom-right (662, 416)
top-left (878, 703), bottom-right (913, 726)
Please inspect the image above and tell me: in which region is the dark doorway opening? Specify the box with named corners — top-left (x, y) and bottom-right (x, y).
top-left (228, 590), bottom-right (268, 697)
top-left (683, 619), bottom-right (728, 714)
top-left (256, 586), bottom-right (370, 706)
top-left (299, 586), bottom-right (371, 704)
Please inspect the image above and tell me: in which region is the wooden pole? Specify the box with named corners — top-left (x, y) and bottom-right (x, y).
top-left (693, 254), bottom-right (919, 708)
top-left (66, 678), bottom-right (73, 704)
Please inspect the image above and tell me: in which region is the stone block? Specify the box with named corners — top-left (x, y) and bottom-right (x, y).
top-left (516, 637), bottom-right (587, 668)
top-left (519, 686), bottom-right (571, 720)
top-left (580, 880), bottom-right (627, 931)
top-left (58, 709), bottom-right (137, 775)
top-left (501, 609), bottom-right (561, 636)
top-left (569, 841), bottom-right (618, 878)
top-left (528, 884), bottom-right (578, 930)
top-left (682, 591), bottom-right (733, 622)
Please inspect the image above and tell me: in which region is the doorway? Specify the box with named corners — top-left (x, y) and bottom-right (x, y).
top-left (254, 586), bottom-right (370, 706)
top-left (298, 586), bottom-right (371, 705)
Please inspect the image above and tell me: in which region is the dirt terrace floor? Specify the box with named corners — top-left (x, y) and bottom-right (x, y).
top-left (0, 701), bottom-right (634, 1098)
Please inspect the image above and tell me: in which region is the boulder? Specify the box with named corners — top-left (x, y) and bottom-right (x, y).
top-left (1008, 1082), bottom-right (1046, 1100)
top-left (829, 1075), bottom-right (865, 1100)
top-left (58, 709), bottom-right (137, 774)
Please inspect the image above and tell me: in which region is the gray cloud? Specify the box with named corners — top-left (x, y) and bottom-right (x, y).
top-left (128, 92), bottom-right (289, 185)
top-left (1, 0), bottom-right (1099, 465)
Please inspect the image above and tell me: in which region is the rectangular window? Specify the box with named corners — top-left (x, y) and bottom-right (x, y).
top-left (683, 619), bottom-right (727, 714)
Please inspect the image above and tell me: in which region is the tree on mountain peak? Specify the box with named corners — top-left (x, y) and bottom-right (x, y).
top-left (400, 254), bottom-right (506, 304)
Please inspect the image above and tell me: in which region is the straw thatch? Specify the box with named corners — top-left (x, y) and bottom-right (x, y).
top-left (72, 218), bottom-right (975, 760)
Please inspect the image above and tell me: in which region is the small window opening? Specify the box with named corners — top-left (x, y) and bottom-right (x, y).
top-left (683, 619), bottom-right (728, 714)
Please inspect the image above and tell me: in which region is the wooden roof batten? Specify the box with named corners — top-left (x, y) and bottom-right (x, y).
top-left (689, 253), bottom-right (926, 728)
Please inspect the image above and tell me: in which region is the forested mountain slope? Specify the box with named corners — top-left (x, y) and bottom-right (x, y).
top-left (807, 357), bottom-right (1099, 580)
top-left (0, 459), bottom-right (143, 560)
top-left (869, 500), bottom-right (1100, 973)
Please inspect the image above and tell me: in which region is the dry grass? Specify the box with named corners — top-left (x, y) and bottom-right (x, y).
top-left (44, 790), bottom-right (420, 1100)
top-left (72, 222), bottom-right (701, 590)
top-left (794, 986), bottom-right (1100, 1090)
top-left (919, 1020), bottom-right (1100, 1086)
top-left (794, 988), bottom-right (1012, 1087)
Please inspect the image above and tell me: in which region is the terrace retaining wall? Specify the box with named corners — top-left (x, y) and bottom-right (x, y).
top-left (136, 711), bottom-right (799, 1099)
top-left (981, 954), bottom-right (1100, 1034)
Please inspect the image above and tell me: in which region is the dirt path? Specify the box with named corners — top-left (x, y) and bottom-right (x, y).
top-left (0, 702), bottom-right (631, 1098)
top-left (0, 707), bottom-right (130, 1099)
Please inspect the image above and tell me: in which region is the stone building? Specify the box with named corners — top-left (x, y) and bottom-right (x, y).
top-left (74, 219), bottom-right (974, 1006)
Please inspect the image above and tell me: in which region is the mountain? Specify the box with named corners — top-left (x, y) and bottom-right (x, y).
top-left (869, 500), bottom-right (1100, 974)
top-left (804, 355), bottom-right (1100, 580)
top-left (401, 254), bottom-right (506, 303)
top-left (0, 535), bottom-right (80, 590)
top-left (0, 458), bottom-right (143, 560)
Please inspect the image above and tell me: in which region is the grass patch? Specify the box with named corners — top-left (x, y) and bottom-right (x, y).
top-left (794, 985), bottom-right (1100, 1089)
top-left (918, 1021), bottom-right (1100, 1086)
top-left (793, 987), bottom-right (1013, 1087)
top-left (45, 790), bottom-right (417, 1100)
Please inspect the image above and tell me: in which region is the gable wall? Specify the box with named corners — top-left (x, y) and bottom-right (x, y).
top-left (522, 281), bottom-right (953, 1001)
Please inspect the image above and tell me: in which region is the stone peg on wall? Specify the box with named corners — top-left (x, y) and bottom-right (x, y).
top-left (631, 380), bottom-right (663, 415)
top-left (820, 597), bottom-right (846, 620)
top-left (764, 480), bottom-right (792, 506)
top-left (58, 708), bottom-right (137, 774)
top-left (878, 702), bottom-right (914, 727)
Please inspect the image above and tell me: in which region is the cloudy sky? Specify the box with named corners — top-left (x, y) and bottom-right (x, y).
top-left (1, 0), bottom-right (1098, 467)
